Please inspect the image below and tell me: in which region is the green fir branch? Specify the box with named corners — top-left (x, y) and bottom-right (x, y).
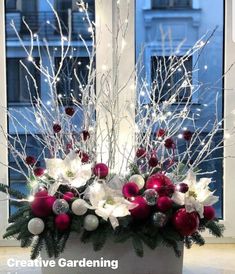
top-left (132, 234), bottom-right (144, 257)
top-left (0, 183), bottom-right (27, 199)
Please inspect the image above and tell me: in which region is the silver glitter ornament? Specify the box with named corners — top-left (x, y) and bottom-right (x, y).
top-left (52, 199), bottom-right (69, 215)
top-left (152, 212), bottom-right (167, 227)
top-left (143, 189), bottom-right (159, 206)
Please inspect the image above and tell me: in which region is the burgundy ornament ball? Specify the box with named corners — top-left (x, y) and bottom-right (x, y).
top-left (63, 192), bottom-right (75, 202)
top-left (55, 214), bottom-right (71, 231)
top-left (25, 156), bottom-right (36, 166)
top-left (178, 183), bottom-right (189, 193)
top-left (136, 148), bottom-right (146, 158)
top-left (122, 182), bottom-right (139, 198)
top-left (93, 163), bottom-right (109, 178)
top-left (146, 173), bottom-right (175, 197)
top-left (31, 192), bottom-right (56, 218)
top-left (130, 196), bottom-right (151, 220)
top-left (157, 196), bottom-right (173, 212)
top-left (65, 107), bottom-right (75, 117)
top-left (164, 138), bottom-right (175, 149)
top-left (82, 130), bottom-right (90, 141)
top-left (53, 123), bottom-right (62, 133)
top-left (148, 157), bottom-right (158, 168)
top-left (203, 206), bottom-right (216, 221)
top-left (183, 130), bottom-right (193, 141)
top-left (172, 208), bottom-right (199, 236)
top-left (33, 167), bottom-right (45, 177)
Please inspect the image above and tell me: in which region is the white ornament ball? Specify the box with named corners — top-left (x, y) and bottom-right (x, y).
top-left (28, 218), bottom-right (45, 235)
top-left (71, 199), bottom-right (88, 216)
top-left (52, 199), bottom-right (69, 215)
top-left (129, 174), bottom-right (145, 189)
top-left (83, 214), bottom-right (99, 231)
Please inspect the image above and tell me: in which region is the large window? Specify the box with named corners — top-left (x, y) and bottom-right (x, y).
top-left (152, 0), bottom-right (192, 9)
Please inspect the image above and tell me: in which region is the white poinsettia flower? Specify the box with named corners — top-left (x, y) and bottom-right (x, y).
top-left (45, 151), bottom-right (92, 194)
top-left (85, 181), bottom-right (136, 229)
top-left (172, 170), bottom-right (219, 218)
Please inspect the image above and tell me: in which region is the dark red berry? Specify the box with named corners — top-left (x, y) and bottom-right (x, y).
top-left (81, 152), bottom-right (89, 163)
top-left (136, 148), bottom-right (146, 158)
top-left (183, 130), bottom-right (193, 141)
top-left (34, 167), bottom-right (45, 177)
top-left (25, 156), bottom-right (36, 166)
top-left (157, 128), bottom-right (166, 138)
top-left (53, 124), bottom-right (62, 133)
top-left (82, 130), bottom-right (90, 141)
top-left (164, 138), bottom-right (175, 149)
top-left (148, 157), bottom-right (158, 167)
top-left (65, 107), bottom-right (75, 117)
top-left (178, 183), bottom-right (189, 193)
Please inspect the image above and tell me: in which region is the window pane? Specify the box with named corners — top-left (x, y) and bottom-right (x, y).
top-left (5, 0), bottom-right (95, 215)
top-left (136, 1), bottom-right (224, 218)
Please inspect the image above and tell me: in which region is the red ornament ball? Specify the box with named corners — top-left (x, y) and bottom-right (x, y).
top-left (93, 163), bottom-right (109, 178)
top-left (53, 124), bottom-right (62, 133)
top-left (122, 182), bottom-right (139, 198)
top-left (25, 156), bottom-right (36, 166)
top-left (31, 192), bottom-right (56, 217)
top-left (63, 192), bottom-right (75, 202)
top-left (148, 157), bottom-right (158, 167)
top-left (34, 167), bottom-right (45, 177)
top-left (136, 148), bottom-right (146, 158)
top-left (183, 130), bottom-right (193, 141)
top-left (203, 206), bottom-right (216, 220)
top-left (157, 196), bottom-right (173, 212)
top-left (82, 130), bottom-right (90, 141)
top-left (65, 107), bottom-right (75, 117)
top-left (55, 214), bottom-right (71, 231)
top-left (178, 183), bottom-right (189, 193)
top-left (157, 128), bottom-right (166, 138)
top-left (130, 196), bottom-right (151, 220)
top-left (164, 138), bottom-right (175, 149)
top-left (146, 173), bottom-right (175, 197)
top-left (172, 208), bottom-right (199, 236)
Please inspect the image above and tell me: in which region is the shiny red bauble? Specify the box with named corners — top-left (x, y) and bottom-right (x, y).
top-left (146, 173), bottom-right (175, 197)
top-left (31, 191), bottom-right (56, 217)
top-left (25, 156), bottom-right (36, 166)
top-left (63, 192), bottom-right (75, 202)
top-left (157, 196), bottom-right (173, 212)
top-left (53, 123), bottom-right (62, 133)
top-left (130, 196), bottom-right (151, 220)
top-left (203, 206), bottom-right (216, 220)
top-left (93, 163), bottom-right (109, 178)
top-left (136, 148), bottom-right (146, 158)
top-left (55, 214), bottom-right (71, 231)
top-left (172, 208), bottom-right (199, 236)
top-left (122, 182), bottom-right (139, 198)
top-left (65, 107), bottom-right (75, 117)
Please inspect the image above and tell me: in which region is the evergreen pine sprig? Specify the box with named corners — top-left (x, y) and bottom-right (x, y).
top-left (0, 183), bottom-right (27, 200)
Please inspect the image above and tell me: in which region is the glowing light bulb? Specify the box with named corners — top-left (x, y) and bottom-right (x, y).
top-left (28, 196), bottom-right (35, 202)
top-left (28, 56), bottom-right (33, 62)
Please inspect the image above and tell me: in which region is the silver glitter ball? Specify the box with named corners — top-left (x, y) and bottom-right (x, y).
top-left (143, 189), bottom-right (159, 206)
top-left (52, 199), bottom-right (69, 215)
top-left (152, 212), bottom-right (167, 227)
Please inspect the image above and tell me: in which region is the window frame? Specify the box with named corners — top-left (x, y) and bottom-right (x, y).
top-left (0, 0), bottom-right (235, 246)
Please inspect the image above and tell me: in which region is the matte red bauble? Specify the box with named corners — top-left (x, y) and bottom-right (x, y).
top-left (65, 107), bottom-right (75, 117)
top-left (148, 157), bottom-right (158, 167)
top-left (33, 167), bottom-right (45, 177)
top-left (130, 196), bottom-right (151, 220)
top-left (63, 192), bottom-right (75, 202)
top-left (122, 182), bottom-right (139, 198)
top-left (172, 208), bottom-right (199, 236)
top-left (203, 206), bottom-right (216, 220)
top-left (53, 123), bottom-right (62, 133)
top-left (31, 193), bottom-right (55, 217)
top-left (93, 163), bottom-right (109, 178)
top-left (25, 156), bottom-right (36, 166)
top-left (146, 173), bottom-right (175, 196)
top-left (136, 148), bottom-right (146, 158)
top-left (55, 214), bottom-right (71, 231)
top-left (164, 138), bottom-right (175, 149)
top-left (157, 196), bottom-right (173, 212)
top-left (183, 130), bottom-right (193, 141)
